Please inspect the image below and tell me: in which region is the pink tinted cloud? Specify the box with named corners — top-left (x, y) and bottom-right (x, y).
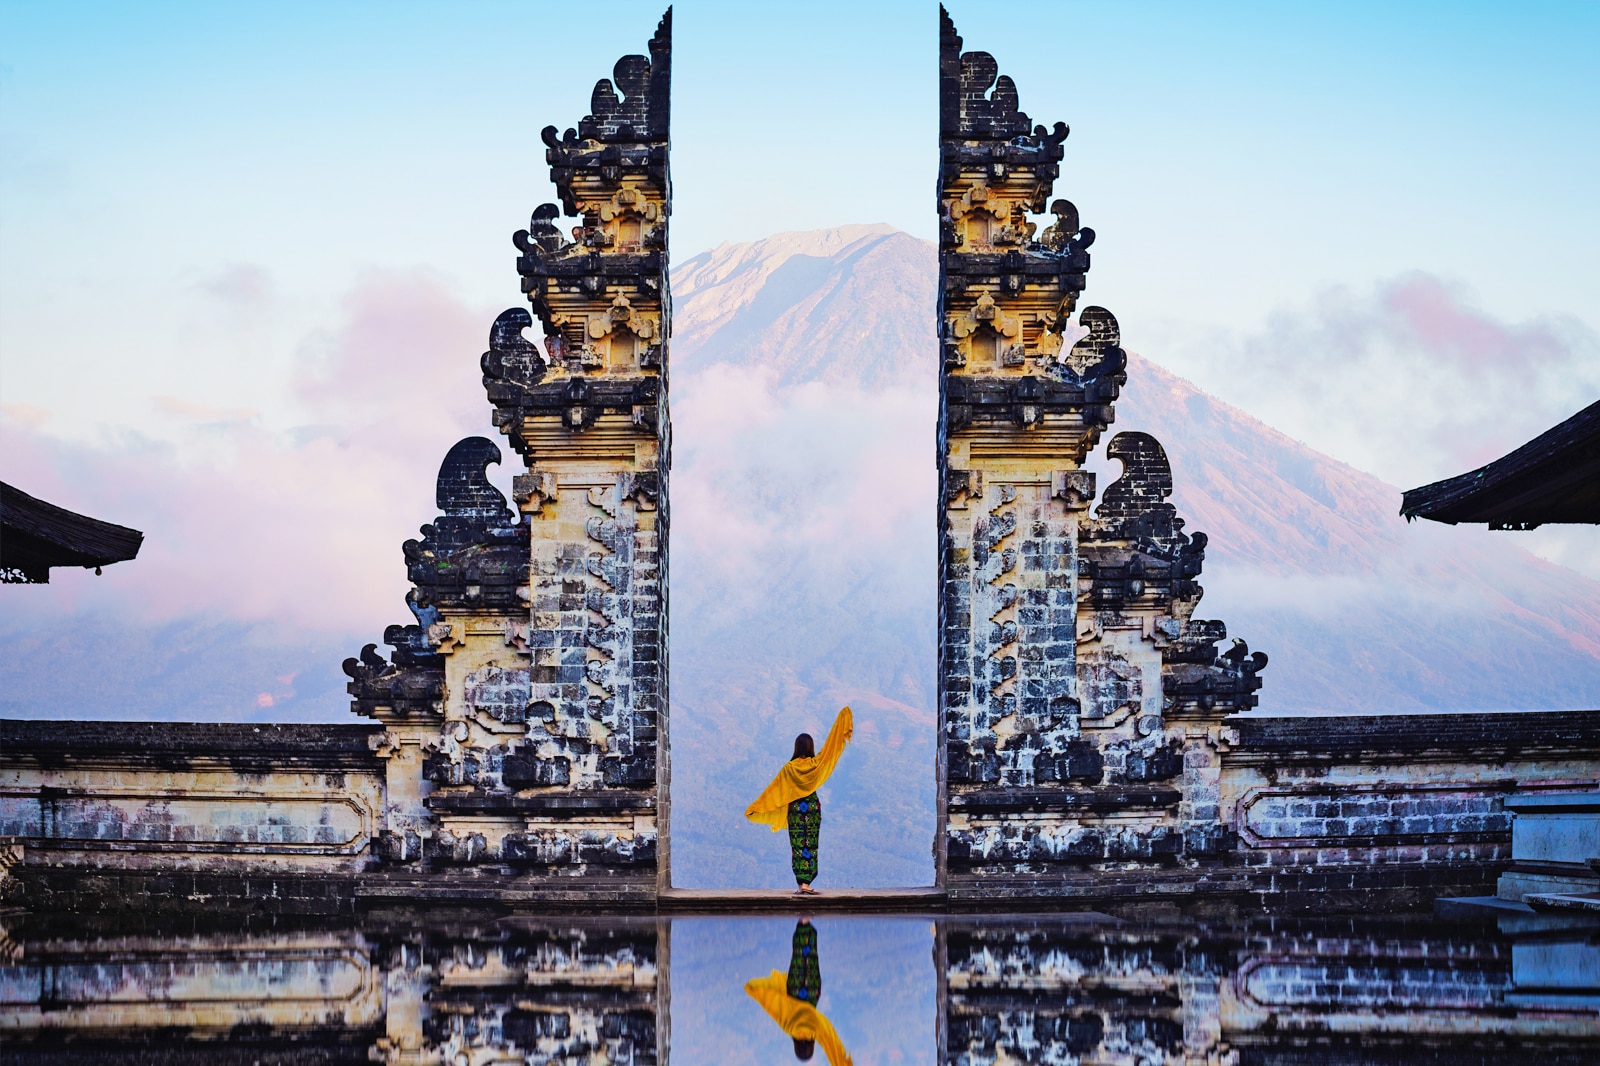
top-left (1380, 274), bottom-right (1572, 374)
top-left (1224, 271), bottom-right (1600, 484)
top-left (1, 270), bottom-right (505, 636)
top-left (669, 360), bottom-right (934, 626)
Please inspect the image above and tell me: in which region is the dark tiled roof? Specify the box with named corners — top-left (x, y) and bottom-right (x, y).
top-left (0, 481), bottom-right (143, 583)
top-left (1400, 398), bottom-right (1600, 526)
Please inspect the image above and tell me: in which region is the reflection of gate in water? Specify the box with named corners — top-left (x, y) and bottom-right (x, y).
top-left (3, 914), bottom-right (1597, 1063)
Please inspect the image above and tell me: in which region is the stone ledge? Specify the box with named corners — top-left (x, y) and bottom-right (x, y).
top-left (1527, 892), bottom-right (1600, 913)
top-left (426, 791), bottom-right (655, 815)
top-left (1225, 709), bottom-right (1600, 761)
top-left (0, 719), bottom-right (385, 770)
top-left (658, 887), bottom-right (945, 914)
top-left (950, 787), bottom-right (1180, 814)
top-left (354, 872), bottom-right (657, 908)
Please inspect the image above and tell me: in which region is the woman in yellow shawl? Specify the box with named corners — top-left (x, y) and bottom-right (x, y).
top-left (745, 707), bottom-right (853, 894)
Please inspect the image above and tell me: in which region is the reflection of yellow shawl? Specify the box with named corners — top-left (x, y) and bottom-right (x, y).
top-left (744, 707), bottom-right (854, 831)
top-left (744, 972), bottom-right (853, 1066)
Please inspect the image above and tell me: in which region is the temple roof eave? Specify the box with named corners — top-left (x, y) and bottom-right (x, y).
top-left (1400, 398), bottom-right (1600, 527)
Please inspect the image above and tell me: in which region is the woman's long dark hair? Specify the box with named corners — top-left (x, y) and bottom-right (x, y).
top-left (792, 733), bottom-right (815, 760)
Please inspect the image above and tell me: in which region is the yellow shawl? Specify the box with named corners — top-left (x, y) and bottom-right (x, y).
top-left (744, 972), bottom-right (854, 1066)
top-left (744, 707), bottom-right (854, 831)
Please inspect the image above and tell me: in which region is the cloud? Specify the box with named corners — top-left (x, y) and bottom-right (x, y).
top-left (149, 395), bottom-right (260, 425)
top-left (198, 264), bottom-right (274, 309)
top-left (1, 268), bottom-right (502, 637)
top-left (669, 360), bottom-right (934, 628)
top-left (1166, 273), bottom-right (1600, 491)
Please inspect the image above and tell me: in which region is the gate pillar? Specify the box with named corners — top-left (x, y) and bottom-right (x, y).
top-left (936, 8), bottom-right (1266, 899)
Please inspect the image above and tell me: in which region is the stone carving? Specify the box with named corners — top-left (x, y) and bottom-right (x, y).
top-left (14, 7), bottom-right (1596, 915)
top-left (938, 7), bottom-right (1264, 893)
top-left (340, 12), bottom-right (670, 893)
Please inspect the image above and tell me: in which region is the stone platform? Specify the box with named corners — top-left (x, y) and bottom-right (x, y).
top-left (4, 709), bottom-right (1598, 916)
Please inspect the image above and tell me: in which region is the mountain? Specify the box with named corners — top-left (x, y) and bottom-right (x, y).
top-left (671, 225), bottom-right (937, 389)
top-left (1115, 355), bottom-right (1600, 712)
top-left (664, 227), bottom-right (1600, 889)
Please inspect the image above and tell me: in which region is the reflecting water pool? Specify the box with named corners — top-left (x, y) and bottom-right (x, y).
top-left (2, 908), bottom-right (1597, 1063)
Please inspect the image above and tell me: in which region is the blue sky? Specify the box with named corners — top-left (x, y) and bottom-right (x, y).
top-left (2, 1), bottom-right (1597, 725)
top-left (4, 1), bottom-right (1596, 434)
top-left (2, 1), bottom-right (1598, 570)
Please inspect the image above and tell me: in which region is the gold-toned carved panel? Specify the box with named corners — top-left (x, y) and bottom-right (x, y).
top-left (520, 415), bottom-right (653, 466)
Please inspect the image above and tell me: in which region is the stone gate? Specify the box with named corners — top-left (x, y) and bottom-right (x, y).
top-left (934, 9), bottom-right (1265, 898)
top-left (341, 11), bottom-right (673, 898)
top-left (1, 7), bottom-right (1596, 914)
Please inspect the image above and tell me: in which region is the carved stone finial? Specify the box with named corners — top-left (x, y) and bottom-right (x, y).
top-left (481, 307), bottom-right (546, 399)
top-left (436, 437), bottom-right (511, 522)
top-left (1055, 305), bottom-right (1126, 384)
top-left (1097, 432), bottom-right (1175, 524)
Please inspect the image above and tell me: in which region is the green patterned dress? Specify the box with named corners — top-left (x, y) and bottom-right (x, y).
top-left (786, 920), bottom-right (821, 1002)
top-left (787, 792), bottom-right (821, 885)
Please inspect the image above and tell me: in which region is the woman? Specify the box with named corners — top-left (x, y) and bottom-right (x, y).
top-left (744, 706), bottom-right (853, 894)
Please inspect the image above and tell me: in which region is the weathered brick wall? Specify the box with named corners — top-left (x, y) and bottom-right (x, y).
top-left (1218, 711), bottom-right (1600, 908)
top-left (0, 721), bottom-right (386, 894)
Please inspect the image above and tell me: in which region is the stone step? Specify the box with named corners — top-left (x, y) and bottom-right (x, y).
top-left (1526, 892), bottom-right (1600, 912)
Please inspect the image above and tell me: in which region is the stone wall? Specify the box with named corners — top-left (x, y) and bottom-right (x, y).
top-left (4, 709), bottom-right (1591, 912)
top-left (1218, 711), bottom-right (1600, 909)
top-left (0, 721), bottom-right (385, 909)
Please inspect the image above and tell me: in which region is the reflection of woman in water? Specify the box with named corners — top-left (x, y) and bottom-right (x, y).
top-left (744, 707), bottom-right (853, 894)
top-left (744, 919), bottom-right (853, 1066)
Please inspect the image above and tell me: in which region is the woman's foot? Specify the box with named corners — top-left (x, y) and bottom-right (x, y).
top-left (796, 883), bottom-right (818, 894)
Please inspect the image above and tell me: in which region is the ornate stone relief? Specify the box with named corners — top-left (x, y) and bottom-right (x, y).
top-left (344, 12), bottom-right (670, 888)
top-left (937, 6), bottom-right (1265, 890)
